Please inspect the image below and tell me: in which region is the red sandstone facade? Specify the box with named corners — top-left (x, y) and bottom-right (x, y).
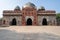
top-left (22, 7), bottom-right (38, 26)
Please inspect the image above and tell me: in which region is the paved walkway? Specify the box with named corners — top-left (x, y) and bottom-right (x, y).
top-left (0, 26), bottom-right (60, 40)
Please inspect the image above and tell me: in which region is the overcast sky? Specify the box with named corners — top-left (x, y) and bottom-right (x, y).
top-left (0, 0), bottom-right (60, 18)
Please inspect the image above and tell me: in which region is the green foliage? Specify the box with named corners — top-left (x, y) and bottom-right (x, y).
top-left (56, 13), bottom-right (60, 20)
top-left (56, 13), bottom-right (60, 19)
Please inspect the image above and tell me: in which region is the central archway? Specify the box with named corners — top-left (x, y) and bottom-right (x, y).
top-left (11, 18), bottom-right (17, 25)
top-left (26, 18), bottom-right (32, 25)
top-left (42, 18), bottom-right (47, 25)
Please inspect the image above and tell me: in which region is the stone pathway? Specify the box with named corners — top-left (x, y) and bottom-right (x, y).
top-left (0, 26), bottom-right (60, 40)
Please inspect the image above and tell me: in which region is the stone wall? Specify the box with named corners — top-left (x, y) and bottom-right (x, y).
top-left (38, 15), bottom-right (56, 26)
top-left (2, 13), bottom-right (22, 26)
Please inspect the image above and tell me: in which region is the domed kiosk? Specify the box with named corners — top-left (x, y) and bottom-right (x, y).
top-left (38, 6), bottom-right (45, 11)
top-left (14, 6), bottom-right (20, 11)
top-left (40, 6), bottom-right (45, 10)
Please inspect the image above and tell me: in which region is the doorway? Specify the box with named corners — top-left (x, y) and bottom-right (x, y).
top-left (42, 18), bottom-right (47, 25)
top-left (11, 18), bottom-right (17, 25)
top-left (26, 18), bottom-right (32, 25)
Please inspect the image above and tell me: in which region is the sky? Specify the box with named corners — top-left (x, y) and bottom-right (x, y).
top-left (0, 0), bottom-right (60, 18)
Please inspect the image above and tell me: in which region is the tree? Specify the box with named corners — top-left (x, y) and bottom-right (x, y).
top-left (56, 13), bottom-right (60, 25)
top-left (56, 13), bottom-right (60, 19)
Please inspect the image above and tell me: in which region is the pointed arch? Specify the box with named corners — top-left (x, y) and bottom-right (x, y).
top-left (3, 20), bottom-right (5, 24)
top-left (42, 18), bottom-right (47, 25)
top-left (11, 18), bottom-right (17, 25)
top-left (26, 18), bottom-right (32, 25)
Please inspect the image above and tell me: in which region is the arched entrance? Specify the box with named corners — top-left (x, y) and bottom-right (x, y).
top-left (26, 18), bottom-right (32, 25)
top-left (11, 18), bottom-right (17, 25)
top-left (42, 18), bottom-right (47, 25)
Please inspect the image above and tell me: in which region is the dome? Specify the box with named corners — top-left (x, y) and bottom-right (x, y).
top-left (15, 6), bottom-right (20, 10)
top-left (39, 6), bottom-right (45, 10)
top-left (23, 2), bottom-right (36, 8)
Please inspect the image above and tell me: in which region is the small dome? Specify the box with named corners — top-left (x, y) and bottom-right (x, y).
top-left (39, 6), bottom-right (45, 10)
top-left (15, 6), bottom-right (20, 10)
top-left (23, 2), bottom-right (36, 8)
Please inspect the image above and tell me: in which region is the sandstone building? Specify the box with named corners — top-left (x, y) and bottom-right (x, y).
top-left (2, 2), bottom-right (56, 26)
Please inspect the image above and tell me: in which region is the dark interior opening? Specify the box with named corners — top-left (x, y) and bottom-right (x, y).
top-left (42, 18), bottom-right (47, 25)
top-left (26, 18), bottom-right (32, 25)
top-left (11, 18), bottom-right (16, 25)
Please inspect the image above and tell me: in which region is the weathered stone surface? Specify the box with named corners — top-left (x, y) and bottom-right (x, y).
top-left (0, 26), bottom-right (60, 40)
